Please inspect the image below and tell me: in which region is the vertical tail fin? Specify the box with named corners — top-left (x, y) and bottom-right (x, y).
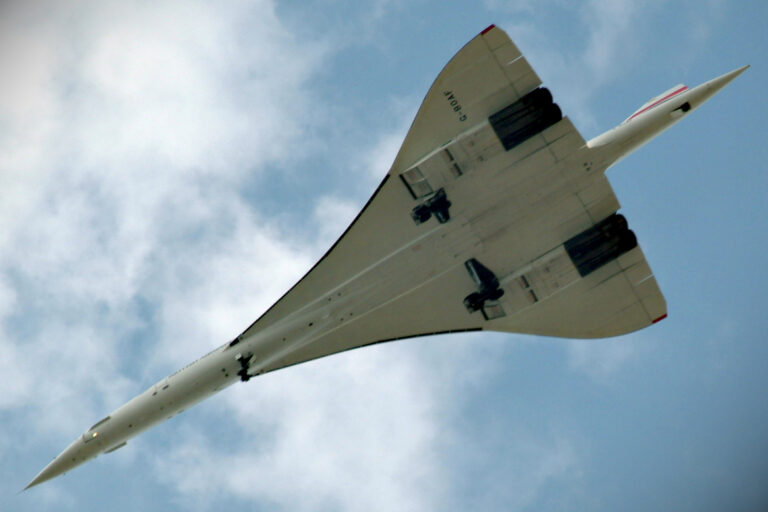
top-left (623, 84), bottom-right (688, 123)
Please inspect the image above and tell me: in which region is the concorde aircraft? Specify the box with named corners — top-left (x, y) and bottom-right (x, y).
top-left (26, 25), bottom-right (748, 489)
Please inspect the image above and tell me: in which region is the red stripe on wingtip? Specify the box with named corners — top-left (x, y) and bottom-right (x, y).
top-left (652, 314), bottom-right (668, 324)
top-left (481, 24), bottom-right (496, 35)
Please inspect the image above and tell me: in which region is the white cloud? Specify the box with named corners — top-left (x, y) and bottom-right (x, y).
top-left (313, 196), bottom-right (360, 246)
top-left (495, 434), bottom-right (580, 510)
top-left (149, 204), bottom-right (315, 371)
top-left (565, 332), bottom-right (651, 381)
top-left (482, 0), bottom-right (534, 13)
top-left (495, 0), bottom-right (647, 130)
top-left (336, 93), bottom-right (417, 182)
top-left (155, 344), bottom-right (452, 511)
top-left (580, 0), bottom-right (640, 82)
top-left (361, 128), bottom-right (406, 179)
top-left (0, 0), bottom-right (326, 445)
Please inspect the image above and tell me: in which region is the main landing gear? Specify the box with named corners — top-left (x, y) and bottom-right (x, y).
top-left (235, 352), bottom-right (254, 382)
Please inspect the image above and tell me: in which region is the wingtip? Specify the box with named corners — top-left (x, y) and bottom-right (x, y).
top-left (481, 24), bottom-right (496, 35)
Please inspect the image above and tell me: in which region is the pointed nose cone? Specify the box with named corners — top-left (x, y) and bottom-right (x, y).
top-left (687, 65), bottom-right (750, 108)
top-left (24, 457), bottom-right (68, 490)
top-left (703, 64), bottom-right (749, 92)
top-left (24, 439), bottom-right (86, 491)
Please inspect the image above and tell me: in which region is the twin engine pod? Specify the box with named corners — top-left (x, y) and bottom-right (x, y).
top-left (565, 213), bottom-right (638, 277)
top-left (489, 87), bottom-right (562, 151)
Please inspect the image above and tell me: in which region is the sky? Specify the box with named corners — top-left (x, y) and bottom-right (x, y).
top-left (2, 1), bottom-right (767, 510)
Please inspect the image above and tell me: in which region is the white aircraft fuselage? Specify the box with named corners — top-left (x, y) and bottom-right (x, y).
top-left (26, 25), bottom-right (747, 490)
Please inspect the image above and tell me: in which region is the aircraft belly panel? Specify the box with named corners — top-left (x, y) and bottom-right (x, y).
top-left (449, 56), bottom-right (511, 111)
top-left (266, 263), bottom-right (484, 371)
top-left (488, 261), bottom-right (634, 337)
top-left (503, 57), bottom-right (541, 97)
top-left (575, 175), bottom-right (622, 223)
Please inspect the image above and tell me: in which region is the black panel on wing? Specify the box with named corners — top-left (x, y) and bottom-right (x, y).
top-left (489, 87), bottom-right (562, 151)
top-left (565, 214), bottom-right (638, 277)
